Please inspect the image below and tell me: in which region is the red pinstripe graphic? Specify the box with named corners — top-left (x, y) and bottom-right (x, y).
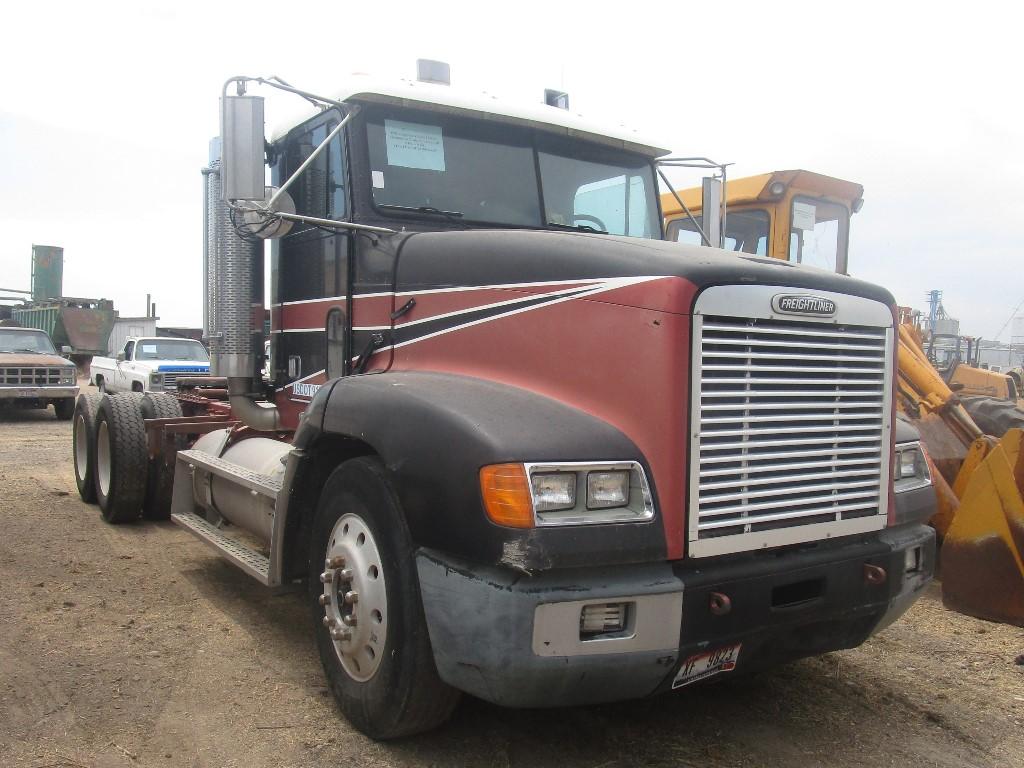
top-left (389, 275), bottom-right (697, 560)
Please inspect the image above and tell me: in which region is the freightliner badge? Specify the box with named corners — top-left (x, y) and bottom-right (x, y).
top-left (772, 294), bottom-right (837, 317)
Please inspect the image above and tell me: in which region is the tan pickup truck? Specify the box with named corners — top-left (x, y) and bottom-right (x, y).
top-left (0, 327), bottom-right (79, 419)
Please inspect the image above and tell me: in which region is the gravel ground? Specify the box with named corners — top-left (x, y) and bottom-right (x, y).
top-left (2, 395), bottom-right (1023, 768)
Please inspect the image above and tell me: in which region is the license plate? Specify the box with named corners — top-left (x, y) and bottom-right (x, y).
top-left (672, 642), bottom-right (742, 689)
top-left (18, 388), bottom-right (38, 397)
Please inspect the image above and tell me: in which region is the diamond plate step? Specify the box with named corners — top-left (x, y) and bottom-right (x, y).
top-left (171, 510), bottom-right (270, 585)
top-left (176, 449), bottom-right (282, 497)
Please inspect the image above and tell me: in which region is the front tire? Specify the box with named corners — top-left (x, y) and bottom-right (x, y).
top-left (72, 393), bottom-right (102, 502)
top-left (94, 393), bottom-right (147, 524)
top-left (309, 457), bottom-right (460, 739)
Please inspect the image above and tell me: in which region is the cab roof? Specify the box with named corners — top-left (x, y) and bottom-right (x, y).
top-left (661, 169), bottom-right (864, 215)
top-left (271, 74), bottom-right (671, 158)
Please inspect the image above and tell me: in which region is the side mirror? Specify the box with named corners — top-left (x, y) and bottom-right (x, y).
top-left (61, 345), bottom-right (72, 355)
top-left (221, 93), bottom-right (266, 201)
top-left (116, 351), bottom-right (126, 362)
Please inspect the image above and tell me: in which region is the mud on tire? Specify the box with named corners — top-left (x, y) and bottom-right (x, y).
top-left (72, 393), bottom-right (102, 503)
top-left (309, 457), bottom-right (460, 739)
top-left (140, 393), bottom-right (182, 520)
top-left (94, 393), bottom-right (148, 524)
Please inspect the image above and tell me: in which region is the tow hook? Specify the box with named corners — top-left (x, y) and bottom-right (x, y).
top-left (863, 563), bottom-right (887, 586)
top-left (709, 591), bottom-right (732, 615)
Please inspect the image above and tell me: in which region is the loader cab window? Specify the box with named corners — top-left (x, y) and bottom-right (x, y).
top-left (789, 197), bottom-right (849, 273)
top-left (667, 209), bottom-right (769, 254)
top-left (123, 340), bottom-right (134, 360)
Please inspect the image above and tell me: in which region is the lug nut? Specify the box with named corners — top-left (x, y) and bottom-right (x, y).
top-left (330, 628), bottom-right (352, 641)
top-left (328, 555), bottom-right (346, 568)
top-left (319, 571), bottom-right (333, 584)
top-left (322, 616), bottom-right (336, 628)
top-left (344, 591), bottom-right (358, 605)
top-left (318, 594), bottom-right (330, 607)
top-left (342, 613), bottom-right (357, 627)
top-left (339, 568), bottom-right (353, 581)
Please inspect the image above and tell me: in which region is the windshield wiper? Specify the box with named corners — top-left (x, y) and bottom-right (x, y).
top-left (377, 204), bottom-right (468, 228)
top-left (11, 348), bottom-right (45, 354)
top-left (546, 221), bottom-right (607, 234)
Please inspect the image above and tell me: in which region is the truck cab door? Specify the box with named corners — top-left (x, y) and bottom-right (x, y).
top-left (116, 340), bottom-right (134, 391)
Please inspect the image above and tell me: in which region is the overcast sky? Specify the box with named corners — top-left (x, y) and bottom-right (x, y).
top-left (1, 1), bottom-right (1020, 338)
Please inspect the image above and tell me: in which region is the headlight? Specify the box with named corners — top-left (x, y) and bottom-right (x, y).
top-left (531, 472), bottom-right (576, 512)
top-left (480, 461), bottom-right (654, 528)
top-left (59, 367), bottom-right (76, 384)
top-left (893, 442), bottom-right (931, 492)
top-left (587, 471), bottom-right (630, 509)
top-left (149, 372), bottom-right (164, 387)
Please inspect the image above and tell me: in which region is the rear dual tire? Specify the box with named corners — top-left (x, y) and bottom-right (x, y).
top-left (73, 393), bottom-right (102, 502)
top-left (140, 393), bottom-right (182, 520)
top-left (94, 393), bottom-right (148, 523)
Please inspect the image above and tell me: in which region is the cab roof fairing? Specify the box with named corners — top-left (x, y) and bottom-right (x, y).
top-left (268, 75), bottom-right (672, 158)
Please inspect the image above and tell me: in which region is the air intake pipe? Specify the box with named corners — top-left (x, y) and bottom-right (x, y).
top-left (203, 147), bottom-right (280, 432)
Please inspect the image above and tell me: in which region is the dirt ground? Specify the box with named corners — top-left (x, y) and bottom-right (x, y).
top-left (1, 395), bottom-right (1023, 768)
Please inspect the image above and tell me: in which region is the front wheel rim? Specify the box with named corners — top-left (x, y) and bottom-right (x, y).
top-left (319, 513), bottom-right (388, 682)
top-left (96, 420), bottom-right (111, 498)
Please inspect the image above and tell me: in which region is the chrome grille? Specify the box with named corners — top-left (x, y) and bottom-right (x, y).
top-left (0, 367), bottom-right (62, 386)
top-left (690, 311), bottom-right (892, 557)
top-left (161, 371), bottom-right (209, 391)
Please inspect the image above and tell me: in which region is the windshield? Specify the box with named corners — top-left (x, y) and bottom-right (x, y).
top-left (365, 107), bottom-right (661, 238)
top-left (0, 330), bottom-right (57, 354)
top-left (136, 340), bottom-right (209, 362)
top-left (789, 196), bottom-right (850, 272)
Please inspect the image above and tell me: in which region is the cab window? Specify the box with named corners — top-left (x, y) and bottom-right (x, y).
top-left (789, 197), bottom-right (849, 272)
top-left (668, 208), bottom-right (769, 254)
top-left (123, 340), bottom-right (135, 360)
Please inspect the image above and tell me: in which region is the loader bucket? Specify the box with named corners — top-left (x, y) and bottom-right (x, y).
top-left (940, 429), bottom-right (1024, 626)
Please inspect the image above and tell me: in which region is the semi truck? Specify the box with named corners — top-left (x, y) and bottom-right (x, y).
top-left (71, 69), bottom-right (936, 738)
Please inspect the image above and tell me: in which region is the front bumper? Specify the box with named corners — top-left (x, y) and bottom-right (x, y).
top-left (0, 385), bottom-right (79, 401)
top-left (416, 523), bottom-right (935, 707)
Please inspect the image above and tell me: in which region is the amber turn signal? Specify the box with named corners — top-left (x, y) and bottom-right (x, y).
top-left (480, 463), bottom-right (535, 528)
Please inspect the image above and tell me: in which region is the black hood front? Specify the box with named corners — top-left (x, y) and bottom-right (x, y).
top-left (391, 229), bottom-right (895, 308)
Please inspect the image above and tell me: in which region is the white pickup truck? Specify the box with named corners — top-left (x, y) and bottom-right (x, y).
top-left (90, 337), bottom-right (210, 393)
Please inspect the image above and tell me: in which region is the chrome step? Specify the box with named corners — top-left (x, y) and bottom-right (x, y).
top-left (176, 448), bottom-right (282, 498)
top-left (171, 509), bottom-right (271, 585)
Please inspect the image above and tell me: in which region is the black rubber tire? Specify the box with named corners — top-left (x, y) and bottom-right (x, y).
top-left (140, 393), bottom-right (182, 520)
top-left (94, 393), bottom-right (148, 524)
top-left (72, 393), bottom-right (102, 503)
top-left (54, 398), bottom-right (75, 420)
top-left (961, 395), bottom-right (1024, 437)
top-left (309, 457), bottom-right (460, 739)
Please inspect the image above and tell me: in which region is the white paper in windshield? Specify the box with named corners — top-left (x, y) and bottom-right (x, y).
top-left (385, 119), bottom-right (446, 171)
top-left (792, 201), bottom-right (817, 231)
top-left (142, 344), bottom-right (157, 354)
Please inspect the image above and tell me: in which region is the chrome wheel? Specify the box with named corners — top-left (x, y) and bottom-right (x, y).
top-left (74, 414), bottom-right (88, 476)
top-left (320, 513), bottom-right (388, 682)
top-left (96, 420), bottom-right (111, 498)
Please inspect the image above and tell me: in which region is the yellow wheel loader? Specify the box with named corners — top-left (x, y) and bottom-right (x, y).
top-left (662, 170), bottom-right (1024, 625)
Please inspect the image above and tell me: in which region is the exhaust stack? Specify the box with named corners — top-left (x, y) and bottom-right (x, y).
top-left (203, 142), bottom-right (278, 431)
